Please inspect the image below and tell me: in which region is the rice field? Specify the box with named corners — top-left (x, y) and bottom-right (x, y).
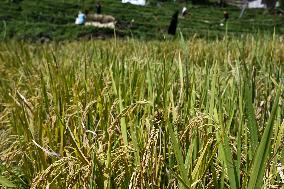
top-left (0, 35), bottom-right (284, 188)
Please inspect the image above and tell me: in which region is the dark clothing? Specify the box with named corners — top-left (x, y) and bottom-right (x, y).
top-left (224, 11), bottom-right (229, 22)
top-left (96, 4), bottom-right (102, 14)
top-left (168, 10), bottom-right (179, 35)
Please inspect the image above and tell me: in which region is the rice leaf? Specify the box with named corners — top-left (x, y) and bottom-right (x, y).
top-left (0, 176), bottom-right (16, 188)
top-left (247, 89), bottom-right (281, 189)
top-left (168, 123), bottom-right (190, 188)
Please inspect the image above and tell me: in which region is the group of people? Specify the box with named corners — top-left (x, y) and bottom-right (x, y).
top-left (75, 2), bottom-right (102, 25)
top-left (74, 2), bottom-right (229, 36)
top-left (168, 8), bottom-right (229, 35)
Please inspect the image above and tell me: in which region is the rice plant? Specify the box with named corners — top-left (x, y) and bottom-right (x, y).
top-left (0, 35), bottom-right (284, 188)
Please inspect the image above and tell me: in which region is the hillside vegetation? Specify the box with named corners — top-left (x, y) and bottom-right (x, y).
top-left (1, 0), bottom-right (284, 41)
top-left (0, 36), bottom-right (284, 188)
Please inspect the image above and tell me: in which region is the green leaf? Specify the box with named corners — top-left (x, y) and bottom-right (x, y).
top-left (119, 86), bottom-right (128, 146)
top-left (191, 139), bottom-right (212, 182)
top-left (168, 123), bottom-right (190, 188)
top-left (221, 132), bottom-right (239, 189)
top-left (247, 89), bottom-right (281, 189)
top-left (244, 77), bottom-right (259, 155)
top-left (0, 176), bottom-right (16, 188)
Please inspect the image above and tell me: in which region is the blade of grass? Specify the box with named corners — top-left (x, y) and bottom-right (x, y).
top-left (0, 176), bottom-right (16, 188)
top-left (168, 122), bottom-right (190, 188)
top-left (247, 89), bottom-right (281, 189)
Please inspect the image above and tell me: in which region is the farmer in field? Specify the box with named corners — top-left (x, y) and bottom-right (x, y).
top-left (96, 2), bottom-right (102, 14)
top-left (75, 11), bottom-right (86, 25)
top-left (220, 11), bottom-right (229, 26)
top-left (224, 11), bottom-right (229, 22)
top-left (168, 10), bottom-right (179, 35)
top-left (181, 6), bottom-right (188, 17)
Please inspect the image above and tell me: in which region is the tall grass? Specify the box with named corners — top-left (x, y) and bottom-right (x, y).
top-left (0, 36), bottom-right (284, 188)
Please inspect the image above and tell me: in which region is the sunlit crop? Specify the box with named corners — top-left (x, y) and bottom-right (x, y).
top-left (0, 36), bottom-right (284, 188)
